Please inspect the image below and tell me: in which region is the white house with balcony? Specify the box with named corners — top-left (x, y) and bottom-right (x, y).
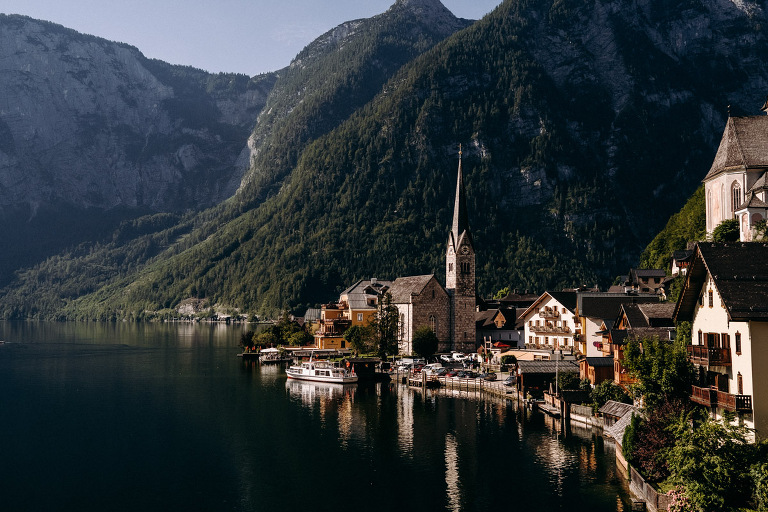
top-left (519, 292), bottom-right (579, 353)
top-left (674, 242), bottom-right (768, 438)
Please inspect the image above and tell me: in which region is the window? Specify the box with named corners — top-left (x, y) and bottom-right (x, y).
top-left (732, 181), bottom-right (742, 212)
top-left (738, 373), bottom-right (744, 395)
top-left (735, 332), bottom-right (742, 355)
top-left (429, 315), bottom-right (436, 332)
top-left (708, 289), bottom-right (713, 308)
top-left (448, 263), bottom-right (453, 272)
top-left (722, 333), bottom-right (730, 349)
top-left (561, 307), bottom-right (566, 314)
top-left (461, 262), bottom-right (470, 274)
top-left (698, 330), bottom-right (702, 345)
top-left (357, 313), bottom-right (363, 322)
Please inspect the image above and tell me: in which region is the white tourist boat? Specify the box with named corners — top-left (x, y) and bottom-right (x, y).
top-left (285, 358), bottom-right (358, 384)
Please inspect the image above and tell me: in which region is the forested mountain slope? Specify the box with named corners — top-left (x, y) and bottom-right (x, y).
top-left (2, 0), bottom-right (768, 320)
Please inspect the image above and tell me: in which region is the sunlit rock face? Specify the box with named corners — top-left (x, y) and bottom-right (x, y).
top-left (0, 14), bottom-right (275, 214)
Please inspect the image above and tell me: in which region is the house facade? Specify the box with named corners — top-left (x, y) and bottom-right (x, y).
top-left (519, 292), bottom-right (578, 353)
top-left (674, 242), bottom-right (768, 438)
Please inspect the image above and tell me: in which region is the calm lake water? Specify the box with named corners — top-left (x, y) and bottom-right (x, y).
top-left (0, 322), bottom-right (631, 511)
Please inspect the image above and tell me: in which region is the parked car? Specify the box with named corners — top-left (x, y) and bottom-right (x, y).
top-left (439, 354), bottom-right (453, 363)
top-left (503, 375), bottom-right (516, 387)
top-left (433, 367), bottom-right (448, 376)
top-left (482, 372), bottom-right (497, 381)
top-left (452, 352), bottom-right (468, 362)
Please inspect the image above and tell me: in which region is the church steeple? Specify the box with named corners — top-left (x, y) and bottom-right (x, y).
top-left (445, 146), bottom-right (476, 353)
top-left (449, 145), bottom-right (473, 251)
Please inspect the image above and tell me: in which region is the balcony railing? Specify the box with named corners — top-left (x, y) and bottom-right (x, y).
top-left (687, 345), bottom-right (731, 366)
top-left (690, 385), bottom-right (752, 411)
top-left (691, 385), bottom-right (715, 407)
top-left (539, 308), bottom-right (560, 319)
top-left (530, 325), bottom-right (572, 335)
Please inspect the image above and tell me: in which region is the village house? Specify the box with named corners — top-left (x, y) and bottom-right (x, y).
top-left (476, 306), bottom-right (522, 348)
top-left (579, 356), bottom-right (614, 386)
top-left (610, 268), bottom-right (669, 297)
top-left (575, 292), bottom-right (661, 357)
top-left (602, 302), bottom-right (676, 390)
top-left (519, 291), bottom-right (579, 353)
top-left (674, 242), bottom-right (768, 438)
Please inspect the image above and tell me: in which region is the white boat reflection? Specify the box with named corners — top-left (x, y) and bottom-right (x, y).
top-left (285, 378), bottom-right (357, 404)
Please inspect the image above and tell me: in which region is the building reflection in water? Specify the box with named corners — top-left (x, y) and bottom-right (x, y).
top-left (444, 433), bottom-right (461, 512)
top-left (397, 388), bottom-right (415, 457)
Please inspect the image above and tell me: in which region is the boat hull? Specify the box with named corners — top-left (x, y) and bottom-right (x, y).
top-left (285, 370), bottom-right (358, 384)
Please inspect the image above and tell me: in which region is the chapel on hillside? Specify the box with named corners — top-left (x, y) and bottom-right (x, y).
top-left (704, 100), bottom-right (768, 240)
top-left (313, 151), bottom-right (477, 355)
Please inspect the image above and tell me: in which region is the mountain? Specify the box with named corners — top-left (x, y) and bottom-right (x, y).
top-left (0, 14), bottom-right (276, 283)
top-left (2, 0), bottom-right (768, 320)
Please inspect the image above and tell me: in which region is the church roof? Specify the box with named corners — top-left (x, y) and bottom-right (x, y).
top-left (736, 190), bottom-right (768, 210)
top-left (748, 171), bottom-right (768, 193)
top-left (388, 274), bottom-right (440, 303)
top-left (704, 116), bottom-right (768, 181)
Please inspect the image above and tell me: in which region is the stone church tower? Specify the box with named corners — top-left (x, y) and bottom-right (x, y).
top-left (446, 150), bottom-right (476, 353)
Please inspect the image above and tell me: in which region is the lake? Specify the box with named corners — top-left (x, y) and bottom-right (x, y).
top-left (0, 322), bottom-right (631, 511)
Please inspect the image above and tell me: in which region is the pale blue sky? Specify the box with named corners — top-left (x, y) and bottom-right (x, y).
top-left (1, 0), bottom-right (502, 76)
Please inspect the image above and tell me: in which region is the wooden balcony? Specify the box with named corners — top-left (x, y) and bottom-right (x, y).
top-left (687, 345), bottom-right (731, 366)
top-left (539, 308), bottom-right (560, 319)
top-left (691, 385), bottom-right (716, 407)
top-left (690, 385), bottom-right (752, 412)
top-left (530, 324), bottom-right (572, 335)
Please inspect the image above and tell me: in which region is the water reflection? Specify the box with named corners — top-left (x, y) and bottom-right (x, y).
top-left (444, 433), bottom-right (461, 512)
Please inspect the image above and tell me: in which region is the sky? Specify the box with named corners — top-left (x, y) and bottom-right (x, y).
top-left (2, 0), bottom-right (502, 76)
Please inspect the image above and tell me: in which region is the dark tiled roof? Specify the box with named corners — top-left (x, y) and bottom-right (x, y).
top-left (672, 250), bottom-right (694, 261)
top-left (675, 242), bottom-right (768, 322)
top-left (578, 293), bottom-right (660, 320)
top-left (736, 190), bottom-right (768, 210)
top-left (584, 357), bottom-right (614, 367)
top-left (517, 360), bottom-right (579, 374)
top-left (609, 327), bottom-right (674, 345)
top-left (388, 275), bottom-right (440, 303)
top-left (631, 268), bottom-right (666, 279)
top-left (547, 291), bottom-right (578, 312)
top-left (599, 400), bottom-right (637, 419)
top-left (705, 116), bottom-right (768, 181)
top-left (749, 172), bottom-right (768, 193)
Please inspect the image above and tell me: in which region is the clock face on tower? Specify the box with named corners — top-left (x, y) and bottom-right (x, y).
top-left (461, 246), bottom-right (469, 255)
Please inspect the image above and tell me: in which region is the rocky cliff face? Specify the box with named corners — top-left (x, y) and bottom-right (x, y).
top-left (0, 14), bottom-right (275, 214)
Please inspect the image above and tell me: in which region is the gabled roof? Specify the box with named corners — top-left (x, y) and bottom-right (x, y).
top-left (340, 279), bottom-right (394, 310)
top-left (599, 400), bottom-right (637, 419)
top-left (736, 190), bottom-right (768, 210)
top-left (609, 327), bottom-right (674, 345)
top-left (672, 250), bottom-right (694, 262)
top-left (519, 291), bottom-right (577, 320)
top-left (704, 116), bottom-right (768, 181)
top-left (675, 242), bottom-right (768, 322)
top-left (630, 268), bottom-right (667, 279)
top-left (748, 171), bottom-right (768, 193)
top-left (577, 292), bottom-right (660, 321)
top-left (389, 274), bottom-right (441, 303)
top-left (620, 303), bottom-right (675, 328)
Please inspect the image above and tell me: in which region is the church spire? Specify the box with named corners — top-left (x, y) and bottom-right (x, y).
top-left (451, 145), bottom-right (471, 248)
